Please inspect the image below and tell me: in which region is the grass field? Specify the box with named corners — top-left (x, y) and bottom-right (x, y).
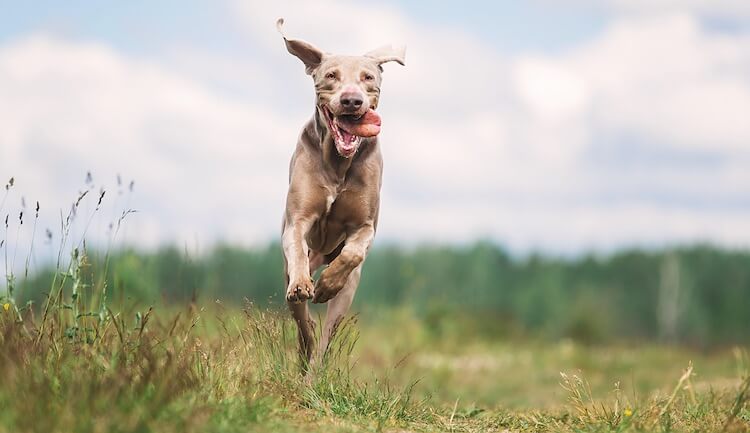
top-left (1, 301), bottom-right (748, 433)
top-left (0, 181), bottom-right (748, 432)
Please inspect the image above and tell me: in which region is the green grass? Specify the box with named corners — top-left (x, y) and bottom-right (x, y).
top-left (0, 302), bottom-right (748, 433)
top-left (1, 177), bottom-right (748, 432)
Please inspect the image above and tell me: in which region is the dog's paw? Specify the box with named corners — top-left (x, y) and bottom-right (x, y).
top-left (286, 277), bottom-right (314, 303)
top-left (312, 265), bottom-right (349, 304)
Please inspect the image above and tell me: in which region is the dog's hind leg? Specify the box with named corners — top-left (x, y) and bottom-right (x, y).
top-left (317, 263), bottom-right (362, 362)
top-left (288, 301), bottom-right (315, 368)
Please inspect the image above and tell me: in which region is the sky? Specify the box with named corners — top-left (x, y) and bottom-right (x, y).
top-left (1, 0), bottom-right (749, 255)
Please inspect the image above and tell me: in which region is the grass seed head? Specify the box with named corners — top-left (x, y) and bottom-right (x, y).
top-left (97, 189), bottom-right (106, 208)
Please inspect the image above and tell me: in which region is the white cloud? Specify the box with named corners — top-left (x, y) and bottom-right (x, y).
top-left (0, 34), bottom-right (292, 250)
top-left (513, 59), bottom-right (591, 121)
top-left (378, 201), bottom-right (750, 253)
top-left (605, 0), bottom-right (750, 19)
top-left (232, 0), bottom-right (411, 55)
top-left (577, 15), bottom-right (750, 151)
top-left (1, 2), bottom-right (749, 256)
top-left (511, 14), bottom-right (750, 150)
top-left (559, 0), bottom-right (750, 20)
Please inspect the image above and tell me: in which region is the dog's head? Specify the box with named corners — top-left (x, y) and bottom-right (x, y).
top-left (277, 18), bottom-right (405, 158)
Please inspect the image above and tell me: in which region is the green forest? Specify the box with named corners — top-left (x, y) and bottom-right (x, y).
top-left (17, 242), bottom-right (750, 346)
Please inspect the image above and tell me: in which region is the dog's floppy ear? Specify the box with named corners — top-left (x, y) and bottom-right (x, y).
top-left (364, 45), bottom-right (406, 68)
top-left (277, 18), bottom-right (324, 75)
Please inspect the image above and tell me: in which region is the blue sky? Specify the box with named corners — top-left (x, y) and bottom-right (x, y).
top-left (1, 1), bottom-right (608, 53)
top-left (1, 0), bottom-right (749, 255)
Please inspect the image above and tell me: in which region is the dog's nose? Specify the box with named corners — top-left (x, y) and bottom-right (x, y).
top-left (340, 92), bottom-right (364, 110)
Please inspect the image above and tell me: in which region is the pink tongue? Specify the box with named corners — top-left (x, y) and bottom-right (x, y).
top-left (338, 109), bottom-right (381, 137)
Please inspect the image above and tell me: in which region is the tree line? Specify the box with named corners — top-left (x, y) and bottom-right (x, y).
top-left (15, 242), bottom-right (750, 346)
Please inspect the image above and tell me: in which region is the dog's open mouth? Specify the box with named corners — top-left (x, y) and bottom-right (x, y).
top-left (322, 107), bottom-right (382, 158)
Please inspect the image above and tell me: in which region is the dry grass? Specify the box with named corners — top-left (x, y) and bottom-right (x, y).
top-left (1, 300), bottom-right (748, 433)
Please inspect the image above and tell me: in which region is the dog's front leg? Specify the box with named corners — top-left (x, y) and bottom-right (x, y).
top-left (283, 218), bottom-right (315, 303)
top-left (313, 223), bottom-right (374, 304)
top-left (283, 218), bottom-right (318, 366)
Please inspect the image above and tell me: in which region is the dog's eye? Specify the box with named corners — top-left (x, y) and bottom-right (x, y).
top-left (325, 72), bottom-right (337, 80)
top-left (363, 73), bottom-right (375, 81)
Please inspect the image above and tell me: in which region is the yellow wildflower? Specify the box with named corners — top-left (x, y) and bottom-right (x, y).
top-left (624, 408), bottom-right (633, 417)
top-left (2, 303), bottom-right (9, 312)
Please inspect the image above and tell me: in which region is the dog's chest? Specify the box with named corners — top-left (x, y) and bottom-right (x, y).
top-left (306, 186), bottom-right (350, 253)
top-left (325, 192), bottom-right (336, 214)
top-left (323, 183), bottom-right (351, 218)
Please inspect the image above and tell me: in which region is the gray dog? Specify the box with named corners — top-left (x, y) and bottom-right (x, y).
top-left (277, 19), bottom-right (405, 367)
